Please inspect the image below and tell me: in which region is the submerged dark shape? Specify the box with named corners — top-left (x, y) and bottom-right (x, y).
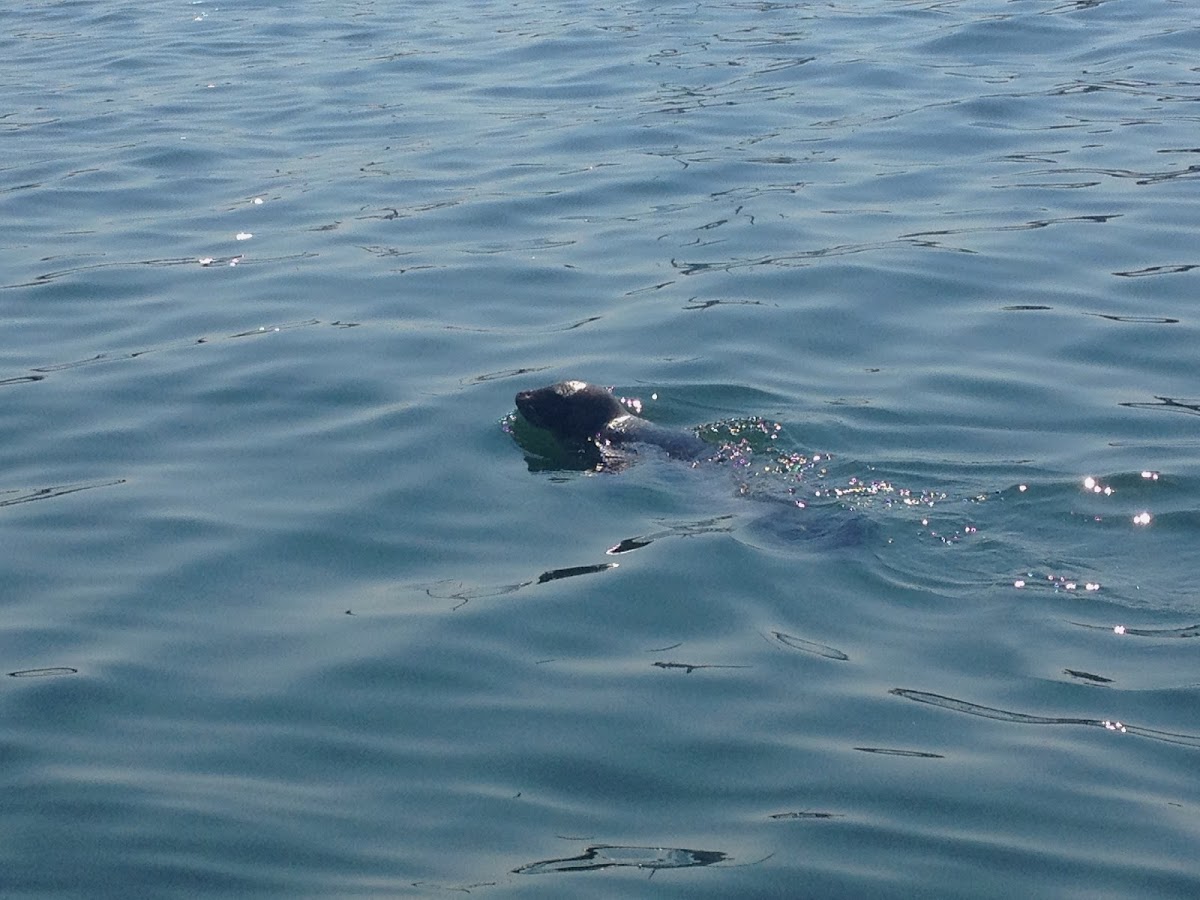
top-left (514, 380), bottom-right (708, 464)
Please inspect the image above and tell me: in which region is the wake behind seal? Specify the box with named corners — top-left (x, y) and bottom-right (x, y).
top-left (512, 381), bottom-right (872, 550)
top-left (514, 380), bottom-right (708, 464)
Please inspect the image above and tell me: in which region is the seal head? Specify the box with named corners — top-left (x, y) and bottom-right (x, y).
top-left (514, 380), bottom-right (708, 464)
top-left (515, 380), bottom-right (627, 443)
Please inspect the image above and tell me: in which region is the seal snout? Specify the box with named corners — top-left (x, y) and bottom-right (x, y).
top-left (514, 389), bottom-right (543, 426)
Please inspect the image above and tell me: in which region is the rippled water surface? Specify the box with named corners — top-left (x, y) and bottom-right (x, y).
top-left (3, 1), bottom-right (1199, 896)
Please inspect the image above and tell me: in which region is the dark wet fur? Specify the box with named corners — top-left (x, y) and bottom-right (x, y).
top-left (515, 381), bottom-right (707, 461)
top-left (515, 382), bottom-right (626, 443)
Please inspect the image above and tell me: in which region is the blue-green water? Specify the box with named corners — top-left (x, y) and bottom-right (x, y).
top-left (3, 1), bottom-right (1199, 896)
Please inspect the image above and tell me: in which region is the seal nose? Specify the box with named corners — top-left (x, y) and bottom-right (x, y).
top-left (515, 390), bottom-right (538, 422)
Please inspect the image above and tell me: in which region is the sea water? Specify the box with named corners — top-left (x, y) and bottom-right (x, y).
top-left (2, 1), bottom-right (1199, 896)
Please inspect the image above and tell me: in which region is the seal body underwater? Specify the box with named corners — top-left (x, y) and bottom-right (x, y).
top-left (513, 381), bottom-right (872, 550)
top-left (515, 380), bottom-right (708, 462)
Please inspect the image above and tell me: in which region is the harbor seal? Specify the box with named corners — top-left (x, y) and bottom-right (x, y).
top-left (514, 380), bottom-right (708, 463)
top-left (512, 380), bottom-right (870, 549)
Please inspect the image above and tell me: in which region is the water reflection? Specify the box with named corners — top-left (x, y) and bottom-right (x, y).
top-left (514, 844), bottom-right (728, 875)
top-left (891, 688), bottom-right (1200, 749)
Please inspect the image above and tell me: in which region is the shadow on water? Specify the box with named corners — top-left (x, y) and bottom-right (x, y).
top-left (513, 844), bottom-right (728, 875)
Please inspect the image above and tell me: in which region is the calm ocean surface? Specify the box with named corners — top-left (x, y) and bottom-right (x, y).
top-left (3, 1), bottom-right (1199, 896)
